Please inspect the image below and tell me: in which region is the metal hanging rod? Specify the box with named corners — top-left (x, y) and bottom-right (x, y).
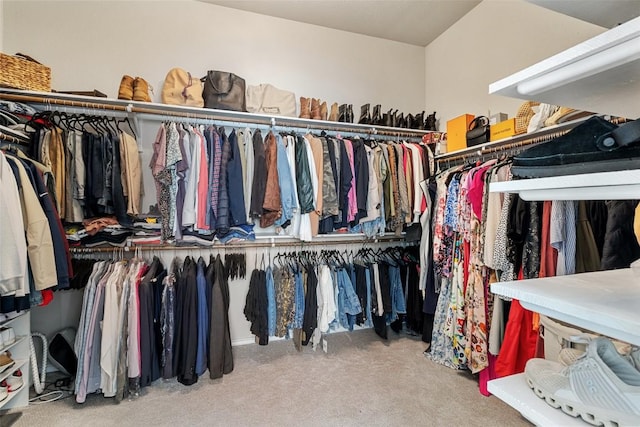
top-left (0, 89), bottom-right (431, 139)
top-left (69, 233), bottom-right (411, 254)
top-left (435, 115), bottom-right (627, 166)
top-left (434, 116), bottom-right (595, 162)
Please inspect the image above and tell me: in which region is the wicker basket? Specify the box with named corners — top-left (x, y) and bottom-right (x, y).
top-left (0, 52), bottom-right (51, 92)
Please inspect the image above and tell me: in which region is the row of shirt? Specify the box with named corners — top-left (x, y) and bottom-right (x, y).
top-left (243, 247), bottom-right (421, 349)
top-left (422, 159), bottom-right (640, 395)
top-left (150, 122), bottom-right (435, 243)
top-left (0, 149), bottom-right (73, 312)
top-left (27, 126), bottom-right (142, 225)
top-left (74, 254), bottom-right (236, 403)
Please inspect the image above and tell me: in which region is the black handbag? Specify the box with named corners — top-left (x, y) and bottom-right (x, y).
top-left (201, 70), bottom-right (247, 112)
top-left (466, 116), bottom-right (490, 147)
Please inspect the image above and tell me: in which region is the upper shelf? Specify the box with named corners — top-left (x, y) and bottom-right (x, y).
top-left (434, 115), bottom-right (591, 161)
top-left (490, 268), bottom-right (640, 347)
top-left (0, 88), bottom-right (431, 139)
top-left (489, 169), bottom-right (640, 201)
top-left (489, 15), bottom-right (640, 120)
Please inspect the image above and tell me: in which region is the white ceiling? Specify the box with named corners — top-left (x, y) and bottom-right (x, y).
top-left (198, 0), bottom-right (640, 46)
top-left (199, 0), bottom-right (481, 46)
top-left (526, 0), bottom-right (640, 28)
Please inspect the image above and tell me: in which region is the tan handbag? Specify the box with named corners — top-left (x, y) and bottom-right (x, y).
top-left (514, 101), bottom-right (539, 134)
top-left (245, 83), bottom-right (296, 117)
top-left (161, 68), bottom-right (204, 107)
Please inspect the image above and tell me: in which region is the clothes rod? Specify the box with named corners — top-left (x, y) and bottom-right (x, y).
top-left (0, 90), bottom-right (431, 139)
top-left (69, 234), bottom-right (410, 253)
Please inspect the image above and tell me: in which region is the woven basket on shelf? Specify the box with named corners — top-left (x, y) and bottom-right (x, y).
top-left (0, 52), bottom-right (51, 92)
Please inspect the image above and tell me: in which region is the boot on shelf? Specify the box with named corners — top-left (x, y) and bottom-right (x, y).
top-left (329, 103), bottom-right (339, 121)
top-left (320, 101), bottom-right (328, 121)
top-left (383, 109), bottom-right (392, 127)
top-left (338, 104), bottom-right (347, 122)
top-left (425, 111), bottom-right (437, 131)
top-left (300, 97), bottom-right (311, 119)
top-left (358, 104), bottom-right (371, 124)
top-left (406, 113), bottom-right (415, 129)
top-left (372, 104), bottom-right (382, 125)
top-left (311, 98), bottom-right (322, 120)
top-left (118, 75), bottom-right (134, 100)
top-left (133, 77), bottom-right (152, 102)
top-left (396, 112), bottom-right (406, 128)
top-left (390, 109), bottom-right (399, 127)
top-left (414, 111), bottom-right (425, 130)
top-left (346, 104), bottom-right (354, 123)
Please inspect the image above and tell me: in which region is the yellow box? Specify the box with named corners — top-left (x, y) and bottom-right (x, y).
top-left (490, 118), bottom-right (517, 142)
top-left (446, 114), bottom-right (475, 153)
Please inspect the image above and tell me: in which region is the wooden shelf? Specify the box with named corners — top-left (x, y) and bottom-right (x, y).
top-left (489, 16), bottom-right (640, 119)
top-left (490, 269), bottom-right (640, 347)
top-left (488, 374), bottom-right (588, 426)
top-left (489, 169), bottom-right (640, 201)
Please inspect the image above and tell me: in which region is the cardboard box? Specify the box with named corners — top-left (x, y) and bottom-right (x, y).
top-left (446, 114), bottom-right (475, 153)
top-left (489, 112), bottom-right (508, 125)
top-left (490, 118), bottom-right (517, 142)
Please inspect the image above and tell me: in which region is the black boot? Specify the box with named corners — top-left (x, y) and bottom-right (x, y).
top-left (358, 104), bottom-right (371, 124)
top-left (414, 111), bottom-right (425, 130)
top-left (390, 109), bottom-right (398, 128)
top-left (396, 112), bottom-right (406, 128)
top-left (406, 113), bottom-right (415, 129)
top-left (338, 104), bottom-right (347, 122)
top-left (372, 104), bottom-right (382, 125)
top-left (347, 104), bottom-right (354, 123)
top-left (425, 111), bottom-right (437, 131)
top-left (383, 109), bottom-right (393, 127)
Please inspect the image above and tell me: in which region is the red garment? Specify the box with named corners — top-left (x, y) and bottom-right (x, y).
top-left (494, 298), bottom-right (539, 377)
top-left (539, 200), bottom-right (557, 278)
top-left (478, 353), bottom-right (498, 396)
top-left (463, 240), bottom-right (470, 295)
top-left (39, 289), bottom-right (54, 306)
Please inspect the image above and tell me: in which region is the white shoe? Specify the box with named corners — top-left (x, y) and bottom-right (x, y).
top-left (526, 338), bottom-right (640, 426)
top-left (0, 328), bottom-right (15, 347)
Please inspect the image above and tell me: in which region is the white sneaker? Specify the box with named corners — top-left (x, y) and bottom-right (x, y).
top-left (558, 342), bottom-right (639, 369)
top-left (525, 338), bottom-right (640, 426)
top-left (0, 328), bottom-right (15, 347)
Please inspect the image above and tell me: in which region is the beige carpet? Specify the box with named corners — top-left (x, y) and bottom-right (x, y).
top-left (5, 329), bottom-right (530, 427)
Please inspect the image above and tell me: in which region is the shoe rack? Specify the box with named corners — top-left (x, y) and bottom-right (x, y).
top-left (0, 311), bottom-right (30, 410)
top-left (487, 16), bottom-right (640, 427)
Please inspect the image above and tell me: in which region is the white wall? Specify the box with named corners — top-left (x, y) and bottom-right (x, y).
top-left (3, 0), bottom-right (426, 114)
top-left (424, 0), bottom-right (606, 129)
top-left (0, 0), bottom-right (3, 52)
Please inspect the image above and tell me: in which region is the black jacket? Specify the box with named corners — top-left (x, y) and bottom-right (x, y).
top-left (601, 200), bottom-right (640, 270)
top-left (295, 135), bottom-right (314, 214)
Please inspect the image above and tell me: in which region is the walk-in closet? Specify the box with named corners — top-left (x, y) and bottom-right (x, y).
top-left (1, 1), bottom-right (639, 426)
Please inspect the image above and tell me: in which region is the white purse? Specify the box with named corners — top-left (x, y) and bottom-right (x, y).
top-left (245, 83), bottom-right (296, 117)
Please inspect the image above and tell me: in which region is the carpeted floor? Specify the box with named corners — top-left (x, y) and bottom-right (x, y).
top-left (3, 329), bottom-right (530, 427)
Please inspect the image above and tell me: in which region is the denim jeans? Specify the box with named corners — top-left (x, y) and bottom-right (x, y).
top-left (365, 266), bottom-right (373, 328)
top-left (266, 266), bottom-right (276, 336)
top-left (290, 269), bottom-right (305, 329)
top-left (388, 265), bottom-right (407, 321)
top-left (337, 268), bottom-right (362, 330)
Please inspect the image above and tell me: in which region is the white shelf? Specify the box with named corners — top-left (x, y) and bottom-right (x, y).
top-left (489, 16), bottom-right (640, 119)
top-left (490, 269), bottom-right (640, 346)
top-left (0, 335), bottom-right (27, 356)
top-left (489, 169), bottom-right (640, 201)
top-left (0, 358), bottom-right (27, 385)
top-left (488, 374), bottom-right (588, 426)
